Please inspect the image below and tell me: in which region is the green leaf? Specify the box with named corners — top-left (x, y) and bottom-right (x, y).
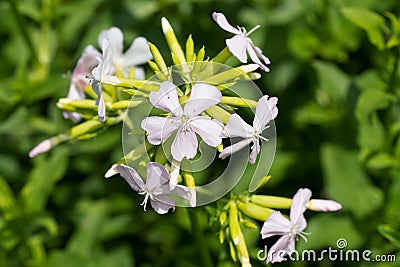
top-left (21, 147), bottom-right (69, 213)
top-left (342, 7), bottom-right (386, 50)
top-left (313, 60), bottom-right (350, 105)
top-left (367, 152), bottom-right (400, 169)
top-left (378, 225), bottom-right (400, 248)
top-left (0, 175), bottom-right (19, 220)
top-left (355, 90), bottom-right (395, 120)
top-left (321, 144), bottom-right (384, 219)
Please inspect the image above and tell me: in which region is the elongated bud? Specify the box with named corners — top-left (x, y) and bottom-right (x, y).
top-left (148, 42), bottom-right (168, 72)
top-left (186, 35), bottom-right (195, 62)
top-left (219, 211), bottom-right (227, 225)
top-left (250, 195), bottom-right (292, 209)
top-left (170, 159), bottom-right (180, 190)
top-left (182, 172), bottom-right (196, 207)
top-left (307, 199), bottom-right (342, 211)
top-left (111, 100), bottom-right (143, 110)
top-left (68, 120), bottom-right (103, 138)
top-left (240, 219), bottom-right (258, 229)
top-left (229, 202), bottom-right (240, 245)
top-left (29, 138), bottom-right (57, 158)
top-left (237, 226), bottom-right (252, 267)
top-left (161, 17), bottom-right (187, 66)
top-left (219, 229), bottom-right (225, 244)
top-left (57, 98), bottom-right (97, 112)
top-left (229, 240), bottom-right (238, 262)
top-left (205, 64), bottom-right (259, 85)
top-left (111, 77), bottom-right (160, 92)
top-left (205, 105), bottom-right (231, 123)
top-left (211, 47), bottom-right (232, 63)
top-left (237, 201), bottom-right (274, 221)
top-left (196, 46), bottom-right (205, 62)
top-left (221, 96), bottom-right (258, 108)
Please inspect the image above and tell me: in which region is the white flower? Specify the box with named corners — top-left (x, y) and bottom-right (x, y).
top-left (91, 39), bottom-right (114, 122)
top-left (113, 163), bottom-right (193, 214)
top-left (141, 81), bottom-right (223, 161)
top-left (98, 27), bottom-right (152, 79)
top-left (64, 45), bottom-right (101, 122)
top-left (261, 188), bottom-right (312, 263)
top-left (219, 95), bottom-right (278, 164)
top-left (212, 12), bottom-right (270, 72)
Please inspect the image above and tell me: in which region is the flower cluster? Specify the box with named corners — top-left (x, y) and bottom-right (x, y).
top-left (29, 11), bottom-right (342, 266)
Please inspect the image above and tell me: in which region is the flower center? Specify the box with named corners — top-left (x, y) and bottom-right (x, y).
top-left (139, 191), bottom-right (153, 211)
top-left (181, 115), bottom-right (191, 132)
top-left (290, 225), bottom-right (310, 242)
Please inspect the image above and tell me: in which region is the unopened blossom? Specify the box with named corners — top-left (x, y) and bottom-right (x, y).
top-left (212, 12), bottom-right (270, 72)
top-left (29, 139), bottom-right (53, 158)
top-left (98, 27), bottom-right (152, 79)
top-left (219, 95), bottom-right (278, 164)
top-left (114, 163), bottom-right (193, 214)
top-left (91, 39), bottom-right (113, 122)
top-left (260, 188), bottom-right (312, 263)
top-left (141, 81), bottom-right (223, 161)
top-left (64, 45), bottom-right (101, 122)
top-left (307, 199), bottom-right (342, 212)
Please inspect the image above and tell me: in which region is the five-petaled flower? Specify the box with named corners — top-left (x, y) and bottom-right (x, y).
top-left (219, 95), bottom-right (278, 164)
top-left (260, 188), bottom-right (312, 263)
top-left (141, 81), bottom-right (223, 161)
top-left (114, 162), bottom-right (193, 214)
top-left (212, 12), bottom-right (270, 72)
top-left (98, 27), bottom-right (152, 79)
top-left (64, 45), bottom-right (101, 122)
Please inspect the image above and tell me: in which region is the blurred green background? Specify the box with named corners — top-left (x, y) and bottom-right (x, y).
top-left (1, 0), bottom-right (400, 266)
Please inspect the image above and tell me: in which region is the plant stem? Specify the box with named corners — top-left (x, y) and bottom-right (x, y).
top-left (7, 0), bottom-right (39, 64)
top-left (188, 208), bottom-right (213, 267)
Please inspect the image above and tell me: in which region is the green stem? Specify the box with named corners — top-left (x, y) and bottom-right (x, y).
top-left (188, 208), bottom-right (213, 267)
top-left (7, 0), bottom-right (39, 64)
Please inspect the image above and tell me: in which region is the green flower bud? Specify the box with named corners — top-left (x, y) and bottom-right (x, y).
top-left (237, 201), bottom-right (274, 221)
top-left (250, 195), bottom-right (292, 209)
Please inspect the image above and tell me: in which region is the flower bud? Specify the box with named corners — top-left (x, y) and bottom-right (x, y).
top-left (229, 202), bottom-right (240, 245)
top-left (161, 17), bottom-right (187, 66)
top-left (237, 201), bottom-right (274, 221)
top-left (221, 96), bottom-right (258, 108)
top-left (307, 199), bottom-right (342, 211)
top-left (250, 195), bottom-right (292, 209)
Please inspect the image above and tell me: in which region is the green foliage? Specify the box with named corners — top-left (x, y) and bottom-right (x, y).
top-left (2, 0), bottom-right (400, 266)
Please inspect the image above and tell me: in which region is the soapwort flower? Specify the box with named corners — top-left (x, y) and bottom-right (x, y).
top-left (260, 188), bottom-right (312, 263)
top-left (212, 12), bottom-right (270, 72)
top-left (98, 27), bottom-right (152, 79)
top-left (63, 45), bottom-right (101, 122)
top-left (219, 95), bottom-right (278, 164)
top-left (114, 163), bottom-right (192, 214)
top-left (141, 81), bottom-right (223, 161)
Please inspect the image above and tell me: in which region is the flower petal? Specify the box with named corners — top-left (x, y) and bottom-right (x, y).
top-left (266, 234), bottom-right (295, 263)
top-left (248, 138), bottom-right (260, 164)
top-left (260, 211), bottom-right (291, 239)
top-left (149, 81), bottom-right (183, 117)
top-left (151, 195), bottom-right (175, 214)
top-left (184, 83), bottom-right (222, 118)
top-left (145, 162), bottom-right (170, 191)
top-left (141, 116), bottom-right (179, 145)
top-left (253, 95), bottom-right (278, 132)
top-left (97, 93), bottom-right (106, 122)
top-left (212, 12), bottom-right (242, 35)
top-left (122, 36), bottom-right (153, 67)
top-left (247, 42), bottom-right (270, 72)
top-left (226, 35), bottom-right (248, 63)
top-left (113, 164), bottom-right (145, 192)
top-left (134, 67), bottom-right (145, 80)
top-left (190, 117), bottom-right (222, 147)
top-left (171, 129), bottom-right (198, 161)
top-left (219, 138), bottom-right (251, 160)
top-left (98, 27), bottom-right (123, 57)
top-left (290, 188), bottom-right (312, 227)
top-left (222, 114), bottom-right (254, 138)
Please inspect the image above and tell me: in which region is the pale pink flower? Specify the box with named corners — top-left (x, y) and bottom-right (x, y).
top-left (63, 45), bottom-right (101, 122)
top-left (98, 27), bottom-right (152, 79)
top-left (141, 81), bottom-right (223, 161)
top-left (261, 188), bottom-right (312, 263)
top-left (114, 163), bottom-right (193, 214)
top-left (29, 139), bottom-right (53, 158)
top-left (219, 95), bottom-right (278, 164)
top-left (212, 12), bottom-right (270, 72)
